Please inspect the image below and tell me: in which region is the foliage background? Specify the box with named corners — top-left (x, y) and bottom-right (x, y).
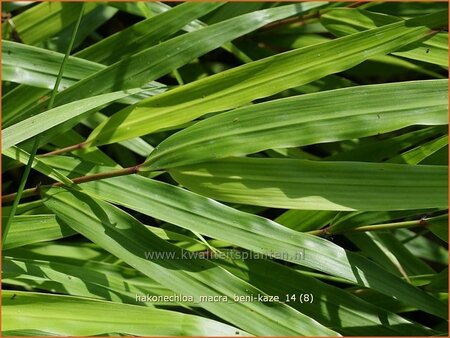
top-left (2, 1), bottom-right (449, 336)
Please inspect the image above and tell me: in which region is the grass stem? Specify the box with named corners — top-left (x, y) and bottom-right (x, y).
top-left (2, 4), bottom-right (86, 242)
top-left (2, 165), bottom-right (142, 204)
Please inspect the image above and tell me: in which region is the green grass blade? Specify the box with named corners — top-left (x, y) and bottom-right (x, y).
top-left (2, 212), bottom-right (222, 252)
top-left (28, 3), bottom-right (325, 115)
top-left (2, 41), bottom-right (99, 89)
top-left (2, 89), bottom-right (142, 150)
top-left (40, 156), bottom-right (447, 319)
top-left (87, 11), bottom-right (447, 146)
top-left (2, 42), bottom-right (166, 125)
top-left (2, 291), bottom-right (248, 336)
top-left (44, 5), bottom-right (118, 53)
top-left (3, 146), bottom-right (73, 185)
top-left (76, 2), bottom-right (224, 65)
top-left (276, 210), bottom-right (339, 232)
top-left (2, 216), bottom-right (75, 250)
top-left (6, 2), bottom-right (97, 45)
top-left (396, 228), bottom-right (448, 263)
top-left (144, 80), bottom-right (447, 170)
top-left (426, 269), bottom-right (448, 292)
top-left (3, 253), bottom-right (433, 336)
top-left (214, 254), bottom-right (435, 335)
top-left (2, 3), bottom-right (85, 243)
top-left (327, 126), bottom-right (446, 161)
top-left (3, 4), bottom-right (447, 335)
top-left (388, 135), bottom-right (448, 164)
top-left (169, 158), bottom-right (448, 211)
top-left (428, 215), bottom-right (449, 242)
top-left (347, 232), bottom-right (435, 277)
top-left (321, 8), bottom-right (448, 66)
top-left (3, 256), bottom-right (166, 304)
top-left (43, 187), bottom-right (339, 336)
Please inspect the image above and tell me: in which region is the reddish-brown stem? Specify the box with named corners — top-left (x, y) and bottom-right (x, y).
top-left (307, 217), bottom-right (438, 236)
top-left (262, 2), bottom-right (366, 31)
top-left (263, 12), bottom-right (319, 31)
top-left (347, 2), bottom-right (368, 8)
top-left (2, 164), bottom-right (142, 204)
top-left (40, 142), bottom-right (87, 157)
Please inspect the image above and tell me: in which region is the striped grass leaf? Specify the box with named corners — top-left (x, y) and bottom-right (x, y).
top-left (426, 269), bottom-right (448, 292)
top-left (326, 126), bottom-right (447, 161)
top-left (3, 146), bottom-right (73, 185)
top-left (43, 5), bottom-right (118, 53)
top-left (40, 156), bottom-right (447, 319)
top-left (392, 229), bottom-right (448, 264)
top-left (213, 253), bottom-right (436, 336)
top-left (143, 80), bottom-right (447, 170)
top-left (346, 231), bottom-right (435, 277)
top-left (3, 256), bottom-right (171, 305)
top-left (3, 4), bottom-right (448, 336)
top-left (28, 3), bottom-right (325, 114)
top-left (2, 215), bottom-right (74, 250)
top-left (168, 157), bottom-right (448, 211)
top-left (105, 1), bottom-right (254, 63)
top-left (320, 8), bottom-right (448, 66)
top-left (4, 2), bottom-right (97, 45)
top-left (2, 89), bottom-right (142, 150)
top-left (2, 41), bottom-right (102, 90)
top-left (3, 213), bottom-right (226, 252)
top-left (2, 291), bottom-right (248, 336)
top-left (43, 187), bottom-right (339, 336)
top-left (87, 11), bottom-right (447, 146)
top-left (387, 134), bottom-right (448, 164)
top-left (3, 252), bottom-right (433, 336)
top-left (2, 42), bottom-right (166, 127)
top-left (76, 2), bottom-right (225, 65)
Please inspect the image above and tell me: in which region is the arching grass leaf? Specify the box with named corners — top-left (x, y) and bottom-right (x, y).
top-left (169, 158), bottom-right (448, 211)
